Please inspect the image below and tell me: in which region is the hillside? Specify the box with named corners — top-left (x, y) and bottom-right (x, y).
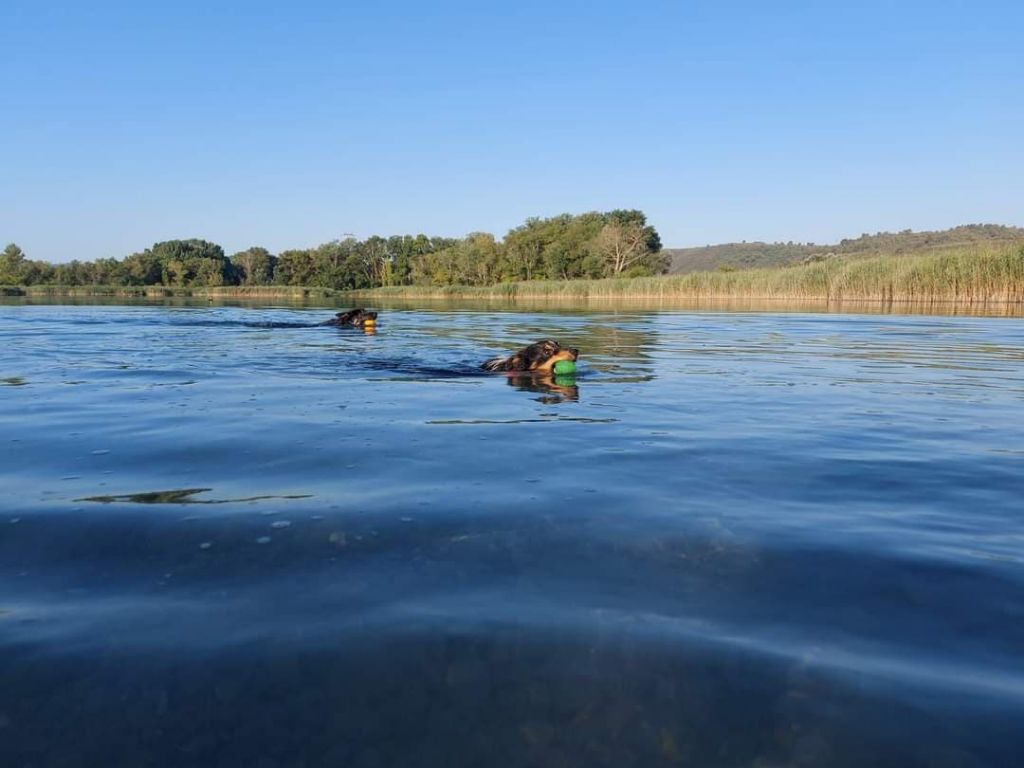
top-left (666, 224), bottom-right (1024, 275)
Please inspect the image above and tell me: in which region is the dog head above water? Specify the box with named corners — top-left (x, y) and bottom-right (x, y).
top-left (481, 339), bottom-right (580, 373)
top-left (325, 308), bottom-right (378, 327)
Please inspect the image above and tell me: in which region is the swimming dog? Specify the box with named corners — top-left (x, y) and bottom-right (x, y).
top-left (481, 339), bottom-right (579, 373)
top-left (321, 309), bottom-right (378, 328)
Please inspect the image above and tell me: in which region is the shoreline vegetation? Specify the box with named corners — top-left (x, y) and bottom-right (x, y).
top-left (5, 243), bottom-right (1022, 306)
top-left (351, 244), bottom-right (1024, 303)
top-left (3, 217), bottom-right (1022, 306)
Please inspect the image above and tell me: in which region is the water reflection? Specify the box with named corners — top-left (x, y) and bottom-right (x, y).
top-left (506, 372), bottom-right (579, 403)
top-left (6, 294), bottom-right (1021, 316)
top-left (353, 295), bottom-right (1024, 317)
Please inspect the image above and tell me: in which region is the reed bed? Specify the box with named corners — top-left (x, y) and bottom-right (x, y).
top-left (350, 244), bottom-right (1024, 303)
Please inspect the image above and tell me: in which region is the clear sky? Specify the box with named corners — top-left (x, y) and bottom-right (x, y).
top-left (2, 0), bottom-right (1021, 262)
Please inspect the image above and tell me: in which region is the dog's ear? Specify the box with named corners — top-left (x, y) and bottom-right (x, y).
top-left (522, 342), bottom-right (554, 369)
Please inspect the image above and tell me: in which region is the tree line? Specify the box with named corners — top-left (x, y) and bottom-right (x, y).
top-left (1, 210), bottom-right (666, 289)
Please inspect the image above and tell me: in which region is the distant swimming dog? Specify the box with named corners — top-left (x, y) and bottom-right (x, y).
top-left (481, 339), bottom-right (579, 372)
top-left (321, 308), bottom-right (378, 328)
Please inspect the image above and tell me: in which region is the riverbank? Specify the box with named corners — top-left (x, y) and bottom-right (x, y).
top-left (5, 243), bottom-right (1023, 305)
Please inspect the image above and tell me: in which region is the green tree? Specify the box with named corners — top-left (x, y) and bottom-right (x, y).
top-left (275, 248), bottom-right (318, 286)
top-left (386, 234), bottom-right (434, 285)
top-left (230, 247), bottom-right (276, 285)
top-left (500, 210), bottom-right (662, 281)
top-left (145, 239), bottom-right (233, 287)
top-left (53, 261), bottom-right (86, 286)
top-left (460, 233), bottom-right (504, 285)
top-left (86, 257), bottom-right (127, 285)
top-left (0, 243), bottom-right (26, 284)
top-left (592, 210), bottom-right (666, 276)
top-left (361, 236), bottom-right (392, 286)
top-left (122, 250), bottom-right (164, 285)
top-left (503, 218), bottom-right (549, 281)
top-left (313, 240), bottom-right (365, 289)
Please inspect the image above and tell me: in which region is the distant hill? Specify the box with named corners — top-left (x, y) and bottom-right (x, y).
top-left (665, 224), bottom-right (1024, 274)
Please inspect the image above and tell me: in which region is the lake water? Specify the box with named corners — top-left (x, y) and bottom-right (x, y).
top-left (1, 302), bottom-right (1023, 767)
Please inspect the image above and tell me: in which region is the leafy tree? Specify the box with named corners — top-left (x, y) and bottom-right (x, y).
top-left (0, 210), bottom-right (669, 289)
top-left (122, 250), bottom-right (164, 285)
top-left (593, 210), bottom-right (666, 277)
top-left (410, 244), bottom-right (459, 285)
top-left (503, 218), bottom-right (548, 281)
top-left (275, 248), bottom-right (318, 286)
top-left (361, 236), bottom-right (392, 287)
top-left (230, 247), bottom-right (276, 285)
top-left (87, 257), bottom-right (127, 285)
top-left (594, 221), bottom-right (655, 275)
top-left (0, 243), bottom-right (26, 284)
top-left (52, 260), bottom-right (86, 286)
top-left (143, 239), bottom-right (233, 287)
top-left (403, 235), bottom-right (459, 285)
top-left (501, 210), bottom-right (663, 281)
top-left (459, 233), bottom-right (504, 285)
top-left (18, 259), bottom-right (53, 285)
top-left (311, 239), bottom-right (368, 290)
top-left (387, 234), bottom-right (444, 285)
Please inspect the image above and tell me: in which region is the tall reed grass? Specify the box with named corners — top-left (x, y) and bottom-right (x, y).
top-left (350, 244), bottom-right (1024, 303)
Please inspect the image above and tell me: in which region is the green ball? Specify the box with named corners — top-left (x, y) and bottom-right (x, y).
top-left (552, 360), bottom-right (577, 375)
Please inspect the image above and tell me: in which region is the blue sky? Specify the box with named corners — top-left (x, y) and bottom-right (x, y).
top-left (2, 0), bottom-right (1021, 262)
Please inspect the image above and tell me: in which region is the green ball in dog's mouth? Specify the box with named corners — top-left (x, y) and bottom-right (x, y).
top-left (552, 360), bottom-right (577, 375)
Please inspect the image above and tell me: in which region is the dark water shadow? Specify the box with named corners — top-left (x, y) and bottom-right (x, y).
top-left (2, 501), bottom-right (1022, 767)
top-left (357, 357), bottom-right (522, 379)
top-left (1, 630), bottom-right (1018, 768)
top-left (77, 488), bottom-right (313, 505)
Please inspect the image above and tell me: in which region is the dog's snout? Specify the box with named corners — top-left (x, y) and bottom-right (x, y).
top-left (569, 348), bottom-right (579, 360)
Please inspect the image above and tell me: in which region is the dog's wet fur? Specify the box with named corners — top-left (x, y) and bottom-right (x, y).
top-left (481, 339), bottom-right (580, 373)
top-left (321, 309), bottom-right (378, 327)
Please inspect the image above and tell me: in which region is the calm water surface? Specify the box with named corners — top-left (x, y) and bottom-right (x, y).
top-left (1, 304), bottom-right (1023, 767)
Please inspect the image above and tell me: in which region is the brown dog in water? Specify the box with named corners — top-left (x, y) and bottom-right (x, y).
top-left (481, 339), bottom-right (579, 372)
top-left (320, 308), bottom-right (378, 328)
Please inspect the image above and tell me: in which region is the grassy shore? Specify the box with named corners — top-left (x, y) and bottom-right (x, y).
top-left (349, 244), bottom-right (1024, 303)
top-left (5, 244), bottom-right (1023, 304)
